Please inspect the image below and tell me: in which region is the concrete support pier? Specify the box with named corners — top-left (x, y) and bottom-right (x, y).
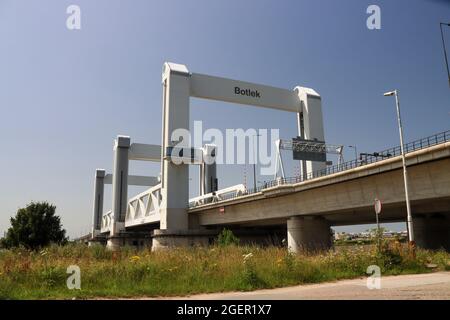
top-left (111, 136), bottom-right (130, 227)
top-left (91, 169), bottom-right (105, 237)
top-left (413, 214), bottom-right (450, 251)
top-left (107, 135), bottom-right (130, 250)
top-left (107, 233), bottom-right (152, 250)
top-left (287, 216), bottom-right (332, 253)
top-left (151, 229), bottom-right (218, 251)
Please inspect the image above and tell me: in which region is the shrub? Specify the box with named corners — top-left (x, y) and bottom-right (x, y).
top-left (216, 229), bottom-right (240, 246)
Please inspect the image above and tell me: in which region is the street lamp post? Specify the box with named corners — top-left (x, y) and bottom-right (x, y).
top-left (440, 22), bottom-right (450, 87)
top-left (384, 90), bottom-right (414, 245)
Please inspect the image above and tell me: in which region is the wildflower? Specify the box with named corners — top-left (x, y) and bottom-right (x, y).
top-left (129, 255), bottom-right (140, 262)
top-left (243, 253), bottom-right (253, 263)
top-left (167, 266), bottom-right (179, 272)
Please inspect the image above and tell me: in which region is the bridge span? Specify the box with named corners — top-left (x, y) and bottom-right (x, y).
top-left (187, 140), bottom-right (450, 251)
top-left (90, 131), bottom-right (450, 252)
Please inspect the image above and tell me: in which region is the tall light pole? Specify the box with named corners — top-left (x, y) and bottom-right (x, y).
top-left (440, 22), bottom-right (450, 87)
top-left (348, 145), bottom-right (358, 162)
top-left (384, 90), bottom-right (414, 244)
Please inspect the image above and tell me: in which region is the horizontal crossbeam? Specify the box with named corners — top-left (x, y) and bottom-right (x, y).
top-left (104, 174), bottom-right (159, 186)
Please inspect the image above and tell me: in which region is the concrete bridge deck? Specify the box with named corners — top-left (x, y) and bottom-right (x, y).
top-left (189, 141), bottom-right (450, 227)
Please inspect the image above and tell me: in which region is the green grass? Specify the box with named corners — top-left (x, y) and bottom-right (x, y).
top-left (0, 242), bottom-right (448, 299)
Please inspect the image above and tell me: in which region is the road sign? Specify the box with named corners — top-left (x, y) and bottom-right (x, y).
top-left (374, 198), bottom-right (382, 251)
top-left (291, 137), bottom-right (327, 162)
top-left (374, 198), bottom-right (382, 215)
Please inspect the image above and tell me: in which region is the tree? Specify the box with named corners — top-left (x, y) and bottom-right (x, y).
top-left (3, 202), bottom-right (67, 249)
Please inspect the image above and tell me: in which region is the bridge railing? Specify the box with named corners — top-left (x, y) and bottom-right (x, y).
top-left (189, 130), bottom-right (450, 207)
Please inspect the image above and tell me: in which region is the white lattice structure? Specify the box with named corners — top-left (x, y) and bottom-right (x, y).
top-left (101, 210), bottom-right (112, 233)
top-left (125, 184), bottom-right (162, 227)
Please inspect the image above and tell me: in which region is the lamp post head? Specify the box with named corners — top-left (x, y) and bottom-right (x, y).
top-left (384, 90), bottom-right (396, 97)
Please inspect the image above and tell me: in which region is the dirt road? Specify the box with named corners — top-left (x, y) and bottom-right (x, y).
top-left (163, 272), bottom-right (450, 300)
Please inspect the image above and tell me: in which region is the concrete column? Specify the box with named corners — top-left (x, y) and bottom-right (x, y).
top-left (287, 216), bottom-right (332, 253)
top-left (296, 111), bottom-right (307, 179)
top-left (199, 161), bottom-right (217, 195)
top-left (413, 214), bottom-right (450, 251)
top-left (204, 144), bottom-right (218, 194)
top-left (111, 135), bottom-right (130, 235)
top-left (294, 87), bottom-right (326, 176)
top-left (106, 237), bottom-right (123, 251)
top-left (91, 169), bottom-right (105, 236)
top-left (160, 63), bottom-right (190, 231)
top-left (204, 164), bottom-right (217, 194)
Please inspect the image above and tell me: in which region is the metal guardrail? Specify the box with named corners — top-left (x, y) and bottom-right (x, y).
top-left (189, 130), bottom-right (450, 207)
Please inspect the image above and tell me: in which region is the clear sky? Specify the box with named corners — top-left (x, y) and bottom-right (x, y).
top-left (1, 0), bottom-right (449, 238)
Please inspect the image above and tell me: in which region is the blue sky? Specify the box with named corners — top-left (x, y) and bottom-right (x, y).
top-left (0, 0), bottom-right (449, 238)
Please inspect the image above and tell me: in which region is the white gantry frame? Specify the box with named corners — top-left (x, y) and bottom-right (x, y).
top-left (92, 136), bottom-right (162, 236)
top-left (94, 137), bottom-right (219, 235)
top-left (161, 62), bottom-right (326, 232)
